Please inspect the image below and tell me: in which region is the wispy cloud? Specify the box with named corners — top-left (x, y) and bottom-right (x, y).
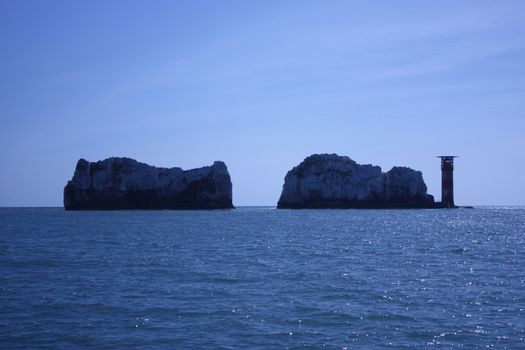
top-left (71, 1), bottom-right (525, 117)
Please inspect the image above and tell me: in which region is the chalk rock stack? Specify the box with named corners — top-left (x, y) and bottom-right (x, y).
top-left (64, 157), bottom-right (233, 210)
top-left (277, 154), bottom-right (434, 208)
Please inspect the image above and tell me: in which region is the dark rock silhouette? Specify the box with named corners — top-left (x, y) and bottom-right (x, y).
top-left (64, 157), bottom-right (233, 210)
top-left (277, 154), bottom-right (435, 209)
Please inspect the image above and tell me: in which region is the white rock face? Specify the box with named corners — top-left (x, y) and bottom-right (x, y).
top-left (277, 154), bottom-right (434, 208)
top-left (64, 157), bottom-right (233, 210)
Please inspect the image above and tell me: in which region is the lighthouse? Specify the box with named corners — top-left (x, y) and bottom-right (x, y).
top-left (437, 156), bottom-right (457, 208)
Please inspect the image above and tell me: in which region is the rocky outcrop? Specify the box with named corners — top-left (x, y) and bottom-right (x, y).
top-left (277, 154), bottom-right (435, 209)
top-left (64, 157), bottom-right (233, 210)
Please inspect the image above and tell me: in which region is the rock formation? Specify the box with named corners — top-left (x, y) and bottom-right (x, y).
top-left (277, 154), bottom-right (435, 209)
top-left (64, 157), bottom-right (233, 210)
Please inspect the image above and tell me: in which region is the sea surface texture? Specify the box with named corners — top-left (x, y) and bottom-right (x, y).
top-left (1, 207), bottom-right (524, 349)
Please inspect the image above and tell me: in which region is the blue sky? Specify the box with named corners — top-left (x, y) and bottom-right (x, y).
top-left (1, 0), bottom-right (524, 206)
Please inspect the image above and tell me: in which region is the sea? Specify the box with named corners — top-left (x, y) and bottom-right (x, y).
top-left (1, 207), bottom-right (524, 349)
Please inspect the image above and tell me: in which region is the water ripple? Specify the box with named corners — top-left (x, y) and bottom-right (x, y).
top-left (1, 207), bottom-right (524, 348)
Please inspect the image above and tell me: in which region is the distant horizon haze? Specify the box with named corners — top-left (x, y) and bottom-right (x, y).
top-left (1, 1), bottom-right (524, 206)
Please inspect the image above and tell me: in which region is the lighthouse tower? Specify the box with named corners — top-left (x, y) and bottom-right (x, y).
top-left (437, 156), bottom-right (457, 208)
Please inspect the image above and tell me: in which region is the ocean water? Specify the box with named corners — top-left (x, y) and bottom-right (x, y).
top-left (1, 207), bottom-right (524, 349)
